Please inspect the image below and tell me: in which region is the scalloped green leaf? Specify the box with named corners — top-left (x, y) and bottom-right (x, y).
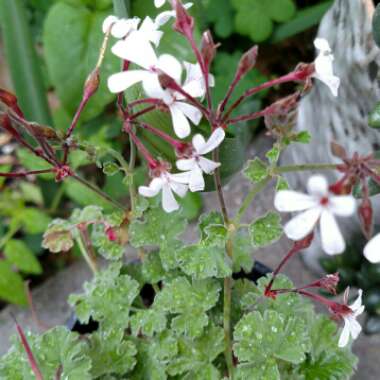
top-left (249, 212), bottom-right (283, 248)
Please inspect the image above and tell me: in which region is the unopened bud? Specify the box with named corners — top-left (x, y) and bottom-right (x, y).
top-left (315, 273), bottom-right (340, 295)
top-left (0, 89), bottom-right (24, 117)
top-left (294, 232), bottom-right (314, 251)
top-left (84, 68), bottom-right (100, 100)
top-left (105, 226), bottom-right (118, 242)
top-left (293, 63), bottom-right (315, 81)
top-left (359, 198), bottom-right (373, 239)
top-left (201, 31), bottom-right (217, 70)
top-left (54, 165), bottom-right (73, 182)
top-left (237, 46), bottom-right (258, 79)
top-left (173, 0), bottom-right (194, 37)
top-left (0, 114), bottom-right (21, 139)
top-left (330, 141), bottom-right (347, 160)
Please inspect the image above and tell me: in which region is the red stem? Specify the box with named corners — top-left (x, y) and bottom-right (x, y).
top-left (0, 169), bottom-right (54, 178)
top-left (130, 105), bottom-right (157, 120)
top-left (138, 122), bottom-right (184, 150)
top-left (123, 122), bottom-right (158, 168)
top-left (222, 71), bottom-right (306, 122)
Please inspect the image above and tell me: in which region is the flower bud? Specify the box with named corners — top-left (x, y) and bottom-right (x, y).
top-left (237, 46), bottom-right (258, 79)
top-left (359, 198), bottom-right (373, 239)
top-left (105, 226), bottom-right (118, 242)
top-left (84, 68), bottom-right (100, 101)
top-left (54, 165), bottom-right (73, 182)
top-left (201, 31), bottom-right (217, 70)
top-left (0, 89), bottom-right (24, 117)
top-left (315, 273), bottom-right (340, 295)
top-left (330, 141), bottom-right (347, 160)
top-left (173, 0), bottom-right (194, 37)
top-left (294, 232), bottom-right (314, 251)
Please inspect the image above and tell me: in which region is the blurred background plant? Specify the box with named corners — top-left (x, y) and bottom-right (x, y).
top-left (0, 0), bottom-right (347, 307)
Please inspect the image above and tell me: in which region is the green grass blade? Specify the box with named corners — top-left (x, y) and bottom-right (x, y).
top-left (113, 0), bottom-right (130, 18)
top-left (270, 1), bottom-right (333, 44)
top-left (0, 0), bottom-right (52, 124)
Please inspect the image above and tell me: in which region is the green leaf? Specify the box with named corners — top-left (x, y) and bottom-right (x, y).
top-left (130, 309), bottom-right (167, 337)
top-left (373, 3), bottom-right (380, 48)
top-left (129, 205), bottom-right (187, 248)
top-left (19, 182), bottom-right (44, 206)
top-left (293, 131), bottom-right (312, 144)
top-left (87, 329), bottom-right (137, 377)
top-left (369, 101), bottom-right (380, 129)
top-left (176, 243), bottom-right (232, 279)
top-left (18, 208), bottom-right (52, 234)
top-left (0, 261), bottom-right (27, 305)
top-left (276, 176), bottom-right (289, 191)
top-left (232, 232), bottom-right (254, 273)
top-left (244, 158), bottom-right (269, 183)
top-left (205, 0), bottom-right (234, 38)
top-left (42, 219), bottom-right (74, 253)
top-left (4, 239), bottom-right (42, 274)
top-left (141, 252), bottom-right (166, 284)
top-left (0, 0), bottom-right (52, 124)
top-left (249, 212), bottom-right (283, 248)
top-left (43, 2), bottom-right (119, 120)
top-left (271, 1), bottom-right (333, 43)
top-left (154, 277), bottom-right (221, 338)
top-left (0, 327), bottom-right (92, 379)
top-left (233, 310), bottom-right (310, 366)
top-left (235, 359), bottom-right (280, 380)
top-left (91, 224), bottom-right (124, 261)
top-left (266, 0), bottom-right (296, 23)
top-left (69, 262), bottom-right (139, 330)
top-left (16, 149), bottom-right (53, 181)
top-left (102, 161), bottom-right (120, 176)
top-left (178, 191), bottom-right (203, 221)
top-left (70, 205), bottom-right (103, 225)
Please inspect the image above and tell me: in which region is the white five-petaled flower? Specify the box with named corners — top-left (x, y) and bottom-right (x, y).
top-left (139, 170), bottom-right (190, 213)
top-left (176, 128), bottom-right (225, 192)
top-left (338, 289), bottom-right (364, 348)
top-left (274, 175), bottom-right (356, 255)
top-left (103, 15), bottom-right (163, 46)
top-left (364, 233), bottom-right (380, 263)
top-left (313, 38), bottom-right (340, 97)
top-left (108, 33), bottom-right (209, 138)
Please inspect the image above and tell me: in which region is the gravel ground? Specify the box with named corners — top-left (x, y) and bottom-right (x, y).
top-left (0, 134), bottom-right (379, 378)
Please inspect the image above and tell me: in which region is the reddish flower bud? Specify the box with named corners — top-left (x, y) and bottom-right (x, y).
top-left (330, 141), bottom-right (347, 160)
top-left (237, 46), bottom-right (258, 79)
top-left (294, 232), bottom-right (314, 251)
top-left (293, 63), bottom-right (315, 81)
top-left (0, 88), bottom-right (24, 117)
top-left (359, 198), bottom-right (373, 239)
top-left (173, 0), bottom-right (194, 37)
top-left (201, 31), bottom-right (217, 70)
top-left (314, 273), bottom-right (340, 295)
top-left (54, 165), bottom-right (73, 182)
top-left (84, 68), bottom-right (100, 100)
top-left (105, 226), bottom-right (118, 242)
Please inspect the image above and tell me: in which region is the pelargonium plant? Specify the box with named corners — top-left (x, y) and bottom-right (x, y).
top-left (1, 0), bottom-right (378, 378)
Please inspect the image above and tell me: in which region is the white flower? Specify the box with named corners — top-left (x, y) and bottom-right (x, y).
top-left (274, 175), bottom-right (356, 255)
top-left (338, 289), bottom-right (364, 348)
top-left (138, 171), bottom-right (190, 213)
top-left (154, 3), bottom-right (193, 27)
top-left (103, 15), bottom-right (163, 46)
top-left (154, 0), bottom-right (166, 7)
top-left (313, 38), bottom-right (340, 97)
top-left (176, 128), bottom-right (225, 192)
top-left (102, 15), bottom-right (140, 39)
top-left (364, 233), bottom-right (380, 263)
top-left (109, 33), bottom-right (209, 138)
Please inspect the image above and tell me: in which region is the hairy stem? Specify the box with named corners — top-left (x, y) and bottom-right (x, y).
top-left (71, 173), bottom-right (127, 211)
top-left (212, 148), bottom-right (234, 379)
top-left (76, 229), bottom-right (98, 275)
top-left (275, 163), bottom-right (337, 173)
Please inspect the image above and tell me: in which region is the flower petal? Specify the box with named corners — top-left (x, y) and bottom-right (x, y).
top-left (348, 315), bottom-right (362, 340)
top-left (314, 38), bottom-right (332, 53)
top-left (111, 17), bottom-right (140, 38)
top-left (157, 54), bottom-right (183, 84)
top-left (103, 15), bottom-right (118, 33)
top-left (176, 158), bottom-right (196, 171)
top-left (154, 0), bottom-right (166, 7)
top-left (175, 102), bottom-right (202, 125)
top-left (320, 210), bottom-right (345, 255)
top-left (307, 175), bottom-right (329, 197)
top-left (108, 70), bottom-right (150, 93)
top-left (138, 177), bottom-right (163, 197)
top-left (196, 128), bottom-right (225, 155)
top-left (138, 16), bottom-right (163, 47)
top-left (350, 289), bottom-right (363, 312)
top-left (338, 318), bottom-right (351, 348)
top-left (284, 207), bottom-right (321, 241)
top-left (274, 191), bottom-right (318, 212)
top-left (169, 171), bottom-right (191, 184)
top-left (155, 10), bottom-right (176, 27)
top-left (142, 73), bottom-right (168, 99)
top-left (169, 104), bottom-right (191, 138)
top-left (112, 33), bottom-right (157, 69)
top-left (364, 233), bottom-right (380, 263)
top-left (188, 168), bottom-right (205, 192)
top-left (198, 157), bottom-right (220, 174)
top-left (192, 134), bottom-right (207, 152)
top-left (162, 184), bottom-right (179, 213)
top-left (329, 195), bottom-right (356, 217)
